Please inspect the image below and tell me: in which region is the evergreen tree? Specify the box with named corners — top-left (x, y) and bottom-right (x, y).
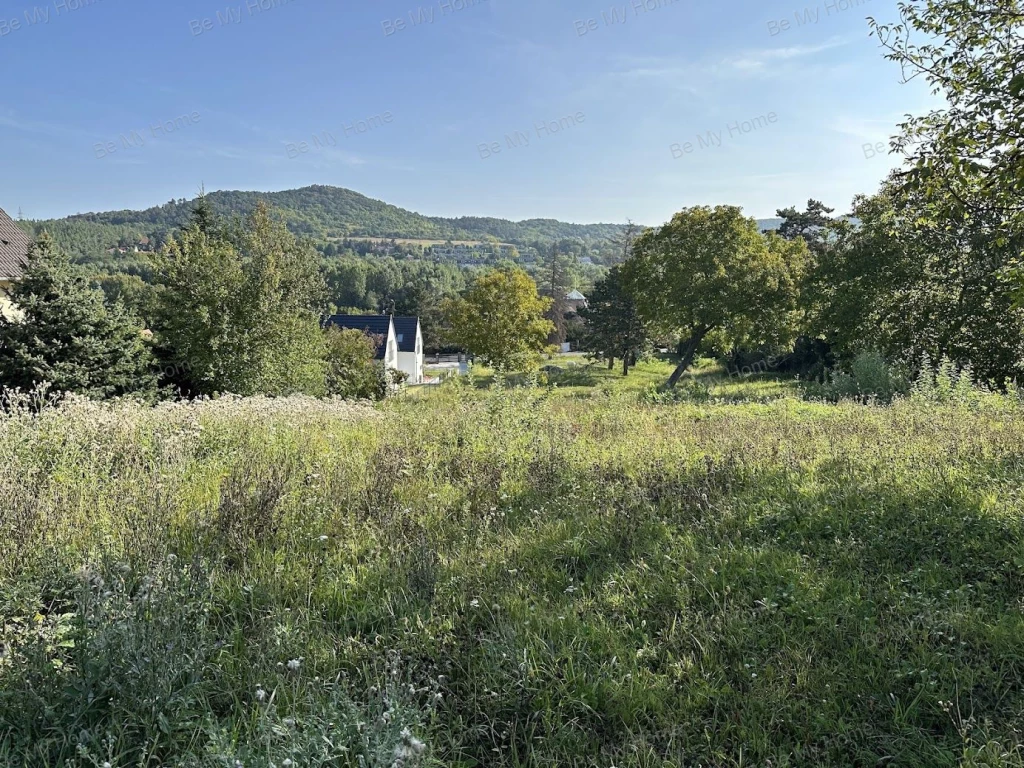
top-left (0, 234), bottom-right (157, 399)
top-left (580, 266), bottom-right (650, 375)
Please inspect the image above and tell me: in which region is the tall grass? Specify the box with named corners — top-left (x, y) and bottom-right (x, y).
top-left (1, 386), bottom-right (1023, 766)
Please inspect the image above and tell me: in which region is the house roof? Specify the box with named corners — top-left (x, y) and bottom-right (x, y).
top-left (392, 316), bottom-right (420, 353)
top-left (566, 289), bottom-right (586, 301)
top-left (324, 314), bottom-right (394, 360)
top-left (0, 207), bottom-right (30, 282)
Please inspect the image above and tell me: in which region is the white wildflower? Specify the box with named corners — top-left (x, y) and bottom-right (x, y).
top-left (287, 658), bottom-right (301, 672)
top-left (393, 726), bottom-right (427, 762)
top-left (469, 599), bottom-right (480, 608)
top-left (255, 686), bottom-right (267, 702)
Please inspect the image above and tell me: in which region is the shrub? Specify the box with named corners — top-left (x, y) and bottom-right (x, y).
top-left (815, 349), bottom-right (908, 403)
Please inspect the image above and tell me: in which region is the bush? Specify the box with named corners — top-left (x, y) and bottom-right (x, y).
top-left (323, 327), bottom-right (405, 400)
top-left (814, 349), bottom-right (908, 403)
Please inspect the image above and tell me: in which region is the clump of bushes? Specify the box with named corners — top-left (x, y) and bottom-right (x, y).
top-left (812, 349), bottom-right (909, 403)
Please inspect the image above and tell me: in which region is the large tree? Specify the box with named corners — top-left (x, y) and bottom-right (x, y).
top-left (152, 200), bottom-right (326, 396)
top-left (0, 234), bottom-right (157, 399)
top-left (869, 0), bottom-right (1024, 229)
top-left (580, 266), bottom-right (649, 375)
top-left (442, 268), bottom-right (554, 371)
top-left (622, 206), bottom-right (808, 388)
top-left (812, 179), bottom-right (1024, 382)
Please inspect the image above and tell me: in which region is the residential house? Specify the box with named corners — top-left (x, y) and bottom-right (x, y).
top-left (323, 314), bottom-right (425, 383)
top-left (392, 316), bottom-right (424, 384)
top-left (0, 207), bottom-right (29, 320)
top-left (324, 314), bottom-right (400, 371)
top-left (565, 289), bottom-right (588, 312)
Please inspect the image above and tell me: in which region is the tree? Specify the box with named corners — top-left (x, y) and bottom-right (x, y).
top-left (152, 200), bottom-right (326, 396)
top-left (812, 180), bottom-right (1024, 383)
top-left (622, 206), bottom-right (808, 388)
top-left (441, 268), bottom-right (554, 371)
top-left (776, 199), bottom-right (835, 259)
top-left (579, 266), bottom-right (650, 375)
top-left (869, 0), bottom-right (1024, 229)
top-left (0, 234), bottom-right (157, 399)
top-left (540, 244), bottom-right (577, 345)
top-left (609, 220), bottom-right (642, 264)
top-left (322, 327), bottom-right (395, 400)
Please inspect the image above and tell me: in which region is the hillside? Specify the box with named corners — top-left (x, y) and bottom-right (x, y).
top-left (40, 185), bottom-right (626, 248)
top-left (22, 186), bottom-right (782, 264)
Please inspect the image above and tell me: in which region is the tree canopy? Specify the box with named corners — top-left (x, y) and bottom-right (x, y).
top-left (0, 234), bottom-right (157, 399)
top-left (152, 200), bottom-right (326, 396)
top-left (441, 268), bottom-right (554, 371)
top-left (622, 206), bottom-right (808, 387)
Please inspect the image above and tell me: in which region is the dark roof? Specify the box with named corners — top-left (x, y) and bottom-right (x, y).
top-left (392, 316), bottom-right (420, 353)
top-left (0, 207), bottom-right (29, 282)
top-left (324, 314), bottom-right (393, 360)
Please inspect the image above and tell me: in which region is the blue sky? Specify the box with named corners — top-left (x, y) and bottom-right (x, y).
top-left (0, 0), bottom-right (939, 224)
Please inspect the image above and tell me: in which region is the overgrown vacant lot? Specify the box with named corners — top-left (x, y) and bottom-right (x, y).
top-left (2, 385), bottom-right (1024, 767)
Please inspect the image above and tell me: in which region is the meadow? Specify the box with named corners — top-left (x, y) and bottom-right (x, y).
top-left (1, 366), bottom-right (1023, 767)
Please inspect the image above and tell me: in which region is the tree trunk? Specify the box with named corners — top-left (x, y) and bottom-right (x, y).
top-left (607, 356), bottom-right (615, 370)
top-left (665, 326), bottom-right (711, 389)
top-left (622, 352), bottom-right (631, 377)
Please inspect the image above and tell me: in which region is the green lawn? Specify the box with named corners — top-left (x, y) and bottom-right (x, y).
top-left (1, 386), bottom-right (1023, 766)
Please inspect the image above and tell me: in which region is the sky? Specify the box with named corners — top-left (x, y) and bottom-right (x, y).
top-left (0, 0), bottom-right (941, 225)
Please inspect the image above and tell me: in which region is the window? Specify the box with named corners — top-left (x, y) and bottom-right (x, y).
top-left (397, 334), bottom-right (404, 343)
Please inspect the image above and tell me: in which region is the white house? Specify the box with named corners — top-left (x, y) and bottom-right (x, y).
top-left (393, 316), bottom-right (424, 384)
top-left (323, 314), bottom-right (424, 384)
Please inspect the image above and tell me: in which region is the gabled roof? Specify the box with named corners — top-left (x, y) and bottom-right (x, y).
top-left (324, 314), bottom-right (394, 360)
top-left (392, 316), bottom-right (420, 353)
top-left (0, 207), bottom-right (30, 282)
top-left (566, 289), bottom-right (586, 301)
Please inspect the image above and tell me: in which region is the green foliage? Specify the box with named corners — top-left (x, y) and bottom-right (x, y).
top-left (869, 0), bottom-right (1024, 232)
top-left (579, 266), bottom-right (650, 375)
top-left (152, 200), bottom-right (327, 397)
top-left (622, 206), bottom-right (808, 386)
top-left (776, 198), bottom-right (836, 260)
top-left (50, 185), bottom-right (627, 250)
top-left (814, 349), bottom-right (909, 403)
top-left (325, 257), bottom-right (467, 351)
top-left (323, 327), bottom-right (402, 400)
top-left (442, 268), bottom-right (554, 371)
top-left (911, 355), bottom-right (989, 405)
top-left (0, 234), bottom-right (157, 400)
top-left (812, 184), bottom-right (1024, 383)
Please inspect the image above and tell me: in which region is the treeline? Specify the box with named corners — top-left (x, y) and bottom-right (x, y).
top-left (38, 185), bottom-right (625, 253)
top-left (0, 201), bottom-right (402, 402)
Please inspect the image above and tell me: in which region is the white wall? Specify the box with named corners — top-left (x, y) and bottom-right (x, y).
top-left (396, 324), bottom-right (423, 383)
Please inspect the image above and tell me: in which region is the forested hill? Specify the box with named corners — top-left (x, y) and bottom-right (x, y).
top-left (45, 185), bottom-right (627, 245)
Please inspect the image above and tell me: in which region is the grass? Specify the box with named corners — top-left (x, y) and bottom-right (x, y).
top-left (1, 383), bottom-right (1024, 766)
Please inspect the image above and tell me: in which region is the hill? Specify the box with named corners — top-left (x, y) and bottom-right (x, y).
top-left (21, 186), bottom-right (783, 264)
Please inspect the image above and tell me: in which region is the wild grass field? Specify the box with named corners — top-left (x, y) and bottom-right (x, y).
top-left (2, 369), bottom-right (1023, 767)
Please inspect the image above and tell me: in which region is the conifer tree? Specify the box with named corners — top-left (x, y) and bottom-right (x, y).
top-left (0, 234), bottom-right (157, 399)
